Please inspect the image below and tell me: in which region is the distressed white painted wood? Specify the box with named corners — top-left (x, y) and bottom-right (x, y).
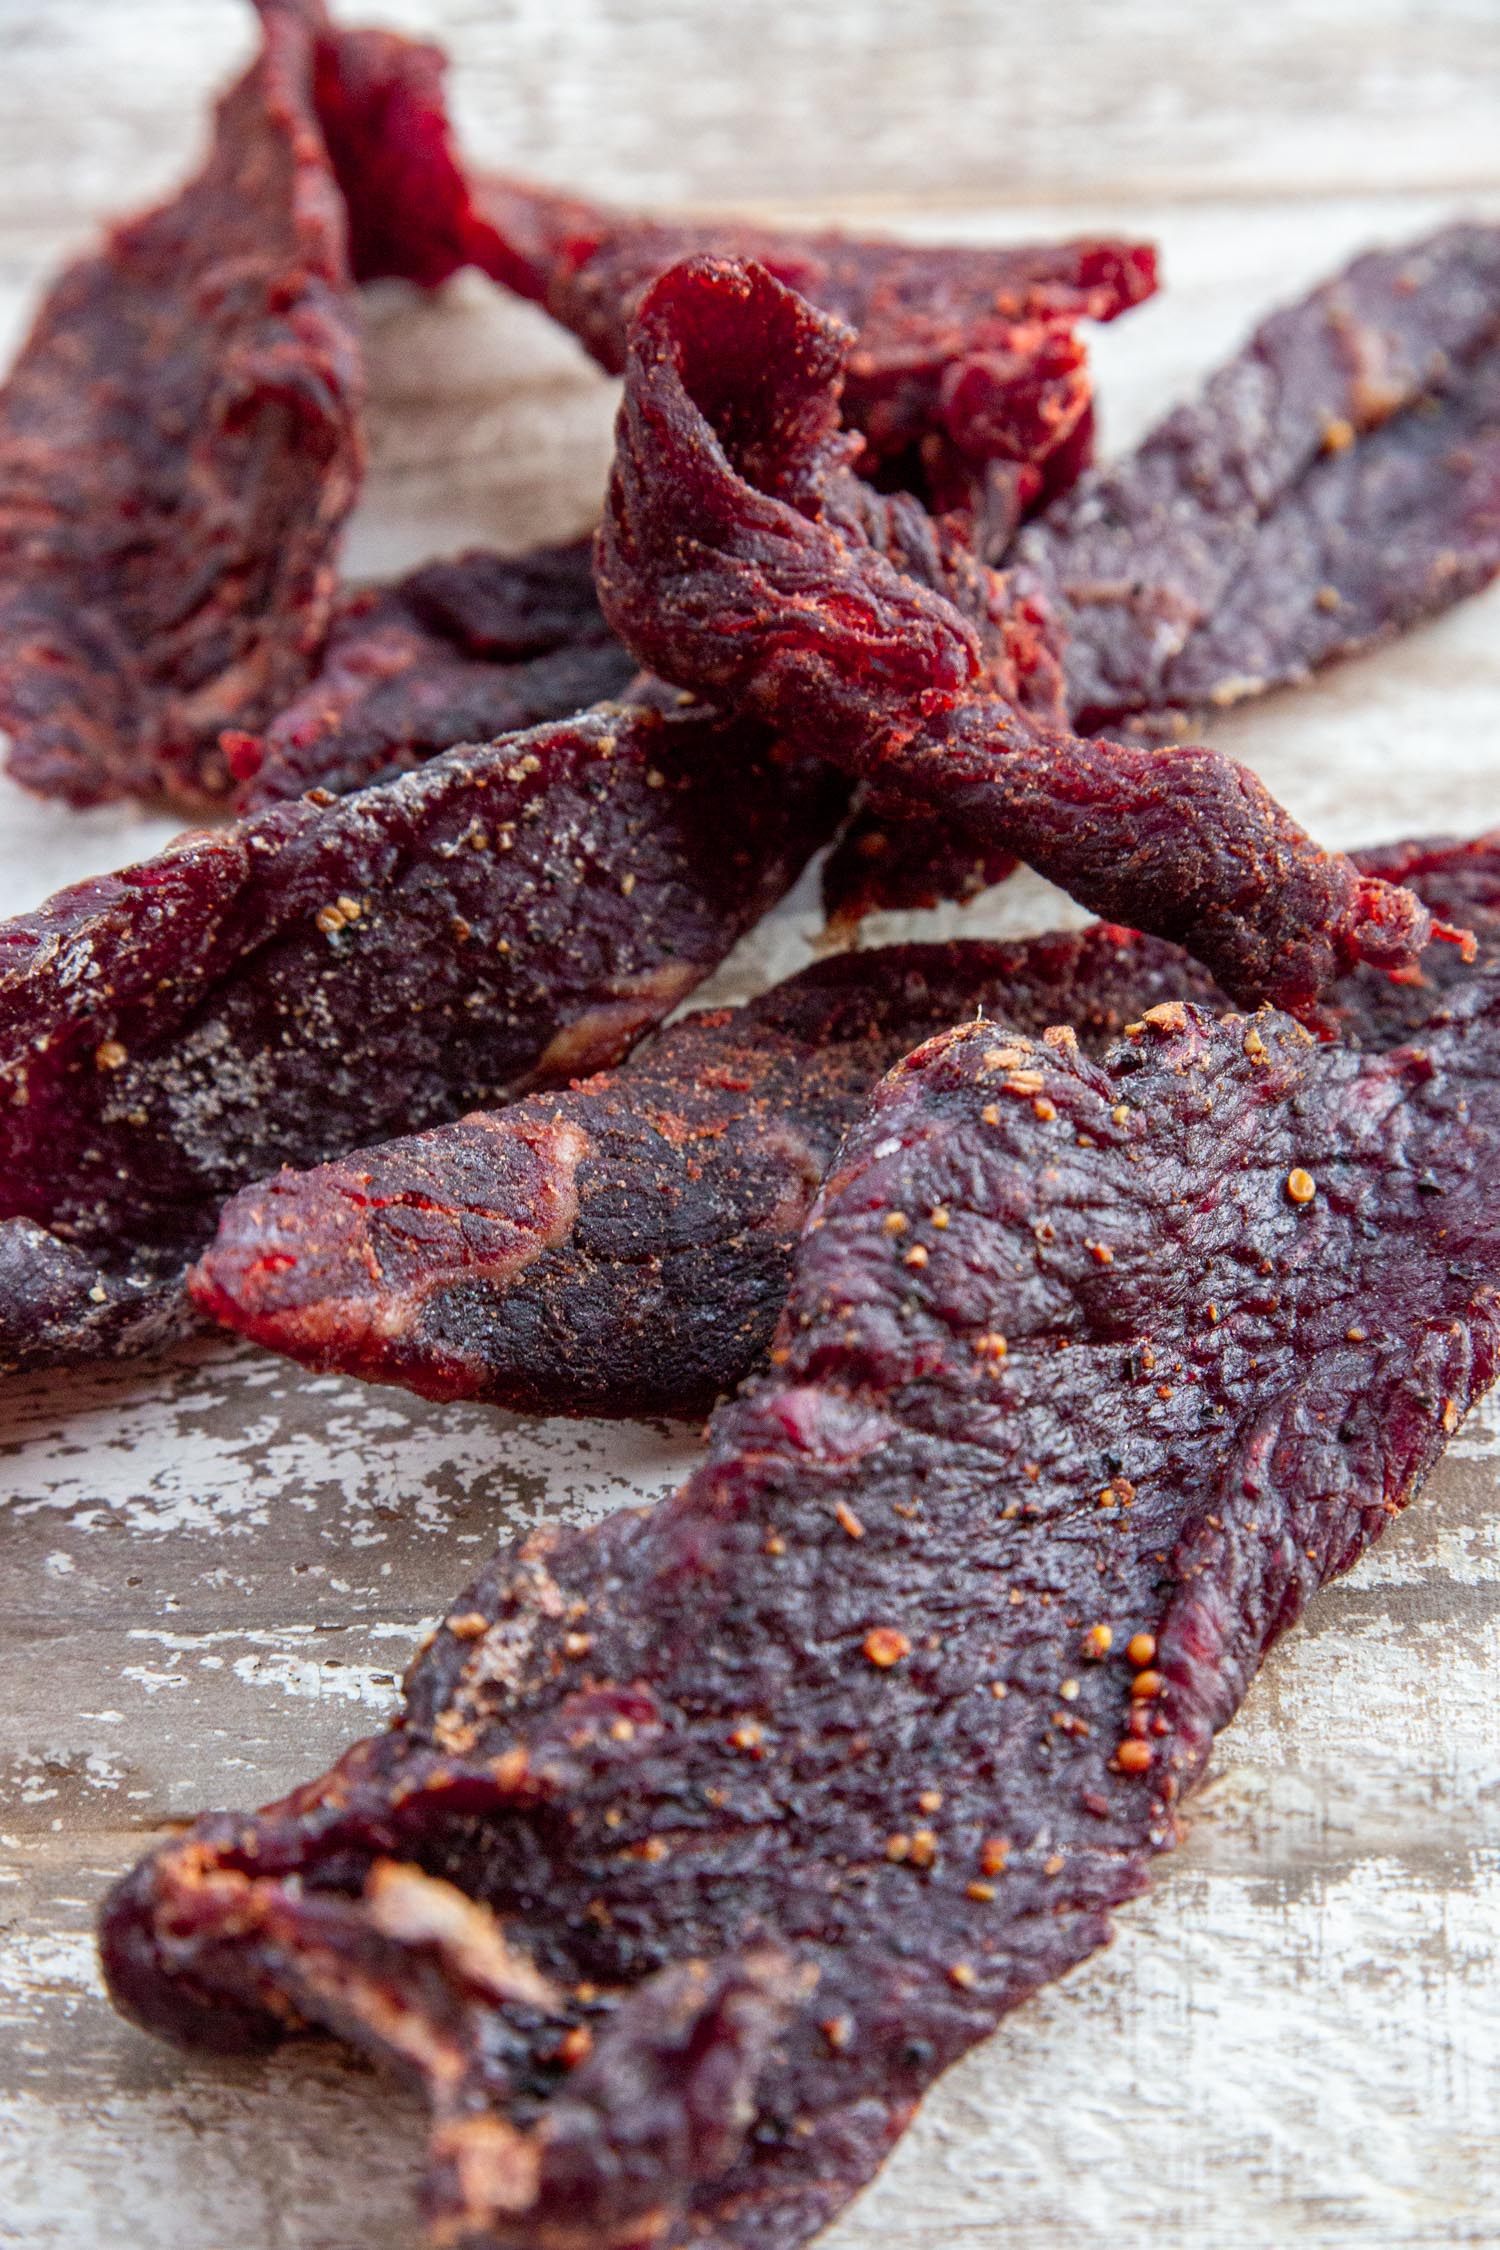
top-left (1, 5), bottom-right (1499, 2246)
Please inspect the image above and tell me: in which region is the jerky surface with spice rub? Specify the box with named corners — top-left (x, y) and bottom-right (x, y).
top-left (1018, 221), bottom-right (1500, 736)
top-left (232, 538), bottom-right (636, 805)
top-left (192, 831), bottom-right (1500, 1415)
top-left (0, 0), bottom-right (363, 808)
top-left (0, 705), bottom-right (836, 1373)
top-left (598, 256), bottom-right (1459, 1015)
top-left (104, 958), bottom-right (1500, 2250)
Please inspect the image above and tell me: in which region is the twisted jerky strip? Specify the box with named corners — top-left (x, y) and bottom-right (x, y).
top-left (105, 954), bottom-right (1500, 2250)
top-left (1019, 221), bottom-right (1500, 735)
top-left (0, 706), bottom-right (838, 1373)
top-left (193, 832), bottom-right (1500, 1416)
top-left (597, 254), bottom-right (1466, 1014)
top-left (0, 0), bottom-right (362, 807)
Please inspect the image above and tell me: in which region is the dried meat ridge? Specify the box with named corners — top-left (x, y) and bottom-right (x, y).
top-left (0, 0), bottom-right (363, 807)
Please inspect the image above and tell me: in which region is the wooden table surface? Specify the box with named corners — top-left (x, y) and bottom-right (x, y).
top-left (2, 5), bottom-right (1500, 2247)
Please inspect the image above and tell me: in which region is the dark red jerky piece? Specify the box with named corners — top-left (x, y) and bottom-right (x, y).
top-left (0, 707), bottom-right (838, 1374)
top-left (302, 21), bottom-right (1153, 524)
top-left (233, 541), bottom-right (636, 805)
top-left (0, 0), bottom-right (362, 809)
top-left (312, 21), bottom-right (487, 290)
top-left (821, 801), bottom-right (1019, 928)
top-left (468, 174), bottom-right (1155, 520)
top-left (598, 254), bottom-right (1450, 1015)
top-left (191, 831), bottom-right (1500, 1417)
top-left (104, 966), bottom-right (1500, 2250)
top-left (1017, 222), bottom-right (1500, 736)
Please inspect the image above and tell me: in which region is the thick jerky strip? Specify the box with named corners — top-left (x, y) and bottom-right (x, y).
top-left (303, 17), bottom-right (1153, 524)
top-left (598, 254), bottom-right (1455, 1015)
top-left (0, 707), bottom-right (838, 1374)
top-left (0, 0), bottom-right (362, 808)
top-left (1018, 222), bottom-right (1500, 736)
top-left (191, 831), bottom-right (1500, 1416)
top-left (104, 963), bottom-right (1500, 2250)
top-left (232, 540), bottom-right (636, 805)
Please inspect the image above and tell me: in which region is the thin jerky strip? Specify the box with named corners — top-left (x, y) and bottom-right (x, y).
top-left (232, 539), bottom-right (636, 805)
top-left (598, 254), bottom-right (1454, 1014)
top-left (0, 0), bottom-right (362, 808)
top-left (0, 706), bottom-right (838, 1373)
top-left (191, 831), bottom-right (1500, 1416)
top-left (104, 963), bottom-right (1500, 2250)
top-left (304, 18), bottom-right (1153, 525)
top-left (1018, 222), bottom-right (1500, 735)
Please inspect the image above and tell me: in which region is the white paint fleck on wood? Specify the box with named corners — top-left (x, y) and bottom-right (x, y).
top-left (1, 3), bottom-right (1499, 2245)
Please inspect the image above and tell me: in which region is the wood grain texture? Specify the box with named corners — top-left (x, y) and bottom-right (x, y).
top-left (1, 4), bottom-right (1500, 2245)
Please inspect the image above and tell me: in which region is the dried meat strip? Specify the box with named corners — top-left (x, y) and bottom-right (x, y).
top-left (187, 930), bottom-right (1229, 1414)
top-left (237, 459), bottom-right (1055, 930)
top-left (304, 16), bottom-right (1153, 525)
top-left (232, 539), bottom-right (636, 805)
top-left (0, 707), bottom-right (838, 1373)
top-left (469, 178), bottom-right (1156, 524)
top-left (597, 254), bottom-right (1459, 1015)
top-left (1018, 222), bottom-right (1500, 736)
top-left (0, 0), bottom-right (363, 808)
top-left (103, 951), bottom-right (1500, 2250)
top-left (191, 831), bottom-right (1500, 1416)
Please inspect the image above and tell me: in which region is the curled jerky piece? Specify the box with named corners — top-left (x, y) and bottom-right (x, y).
top-left (0, 0), bottom-right (362, 808)
top-left (304, 18), bottom-right (1153, 524)
top-left (1018, 222), bottom-right (1500, 736)
top-left (598, 254), bottom-right (1457, 1014)
top-left (192, 831), bottom-right (1500, 1416)
top-left (233, 539), bottom-right (636, 805)
top-left (105, 961), bottom-right (1500, 2250)
top-left (0, 707), bottom-right (837, 1373)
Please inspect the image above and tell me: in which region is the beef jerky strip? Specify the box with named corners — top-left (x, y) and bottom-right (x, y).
top-left (598, 254), bottom-right (1465, 1015)
top-left (235, 448), bottom-right (1055, 926)
top-left (103, 961), bottom-right (1500, 2250)
top-left (828, 230), bottom-right (1500, 915)
top-left (0, 707), bottom-right (839, 1374)
top-left (0, 0), bottom-right (363, 809)
top-left (191, 830), bottom-right (1500, 1416)
top-left (1016, 222), bottom-right (1500, 737)
top-left (231, 539), bottom-right (637, 806)
top-left (230, 529), bottom-right (1022, 923)
top-left (304, 13), bottom-right (1154, 526)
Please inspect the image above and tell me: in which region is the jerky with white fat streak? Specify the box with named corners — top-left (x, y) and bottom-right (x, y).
top-left (0, 706), bottom-right (838, 1373)
top-left (192, 832), bottom-right (1500, 1415)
